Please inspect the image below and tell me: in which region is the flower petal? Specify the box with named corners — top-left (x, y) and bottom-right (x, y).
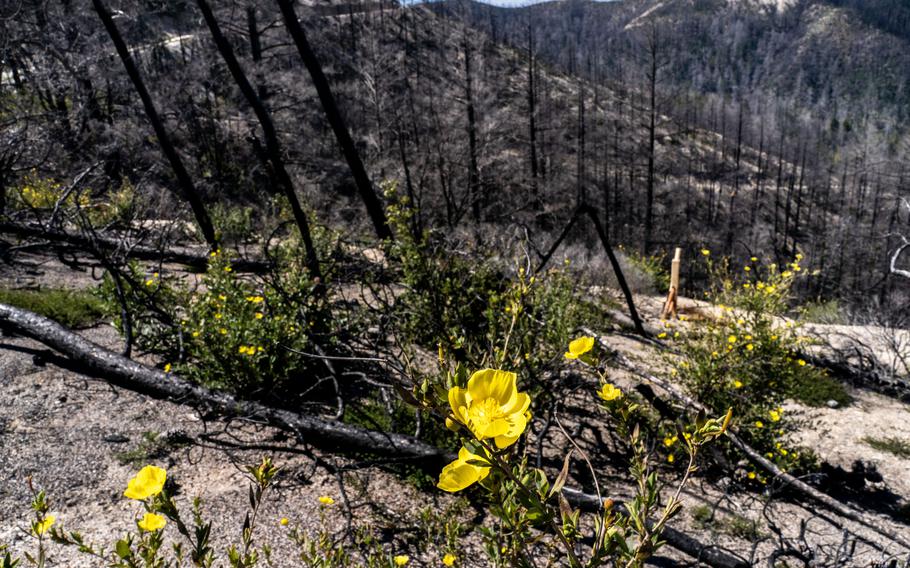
top-left (437, 460), bottom-right (482, 492)
top-left (448, 386), bottom-right (468, 418)
top-left (501, 392), bottom-right (530, 415)
top-left (467, 369), bottom-right (517, 407)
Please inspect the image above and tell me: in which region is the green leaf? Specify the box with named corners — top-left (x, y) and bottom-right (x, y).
top-left (115, 539), bottom-right (131, 559)
top-left (549, 450), bottom-right (573, 498)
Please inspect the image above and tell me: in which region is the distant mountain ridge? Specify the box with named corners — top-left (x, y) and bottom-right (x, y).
top-left (455, 0), bottom-right (910, 131)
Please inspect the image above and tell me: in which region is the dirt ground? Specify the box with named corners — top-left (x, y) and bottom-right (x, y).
top-left (1, 257), bottom-right (910, 566)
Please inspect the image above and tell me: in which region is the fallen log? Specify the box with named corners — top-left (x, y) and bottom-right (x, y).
top-left (0, 303), bottom-right (747, 568)
top-left (582, 327), bottom-right (910, 552)
top-left (0, 221), bottom-right (269, 273)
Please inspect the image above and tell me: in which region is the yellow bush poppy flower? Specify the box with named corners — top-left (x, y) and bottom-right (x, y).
top-left (279, 517), bottom-right (289, 526)
top-left (597, 383), bottom-right (622, 402)
top-left (394, 555), bottom-right (409, 566)
top-left (437, 446), bottom-right (491, 493)
top-left (443, 553), bottom-right (457, 566)
top-left (564, 336), bottom-right (595, 360)
top-left (769, 409), bottom-right (781, 422)
top-left (447, 369), bottom-right (530, 448)
top-left (137, 512), bottom-right (166, 532)
top-left (318, 496), bottom-right (335, 506)
top-left (124, 465), bottom-right (166, 500)
top-left (34, 514), bottom-right (55, 535)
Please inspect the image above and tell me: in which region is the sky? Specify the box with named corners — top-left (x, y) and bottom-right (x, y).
top-left (406, 0), bottom-right (620, 7)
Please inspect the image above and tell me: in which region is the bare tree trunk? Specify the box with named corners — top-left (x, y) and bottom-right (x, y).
top-left (197, 0), bottom-right (322, 281)
top-left (462, 29), bottom-right (481, 222)
top-left (275, 0), bottom-right (393, 241)
top-left (92, 0), bottom-right (217, 249)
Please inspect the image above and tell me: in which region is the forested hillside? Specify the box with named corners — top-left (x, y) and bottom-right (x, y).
top-left (2, 1), bottom-right (910, 566)
top-left (448, 0), bottom-right (910, 313)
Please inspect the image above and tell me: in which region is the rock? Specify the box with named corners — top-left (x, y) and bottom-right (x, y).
top-left (102, 434), bottom-right (129, 443)
top-left (826, 399), bottom-right (840, 408)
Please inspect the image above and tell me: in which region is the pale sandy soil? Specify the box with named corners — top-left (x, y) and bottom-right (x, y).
top-left (1, 257), bottom-right (909, 566)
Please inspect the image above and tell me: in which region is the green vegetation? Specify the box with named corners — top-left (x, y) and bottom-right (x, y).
top-left (0, 287), bottom-right (104, 328)
top-left (114, 431), bottom-right (191, 467)
top-left (663, 252), bottom-right (847, 475)
top-left (691, 505), bottom-right (764, 541)
top-left (863, 436), bottom-right (910, 459)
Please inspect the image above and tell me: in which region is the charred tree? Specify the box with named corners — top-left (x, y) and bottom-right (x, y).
top-left (196, 0), bottom-right (322, 281)
top-left (91, 0), bottom-right (217, 249)
top-left (275, 0), bottom-right (393, 241)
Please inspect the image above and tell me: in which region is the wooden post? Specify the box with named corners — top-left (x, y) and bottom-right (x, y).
top-left (660, 247), bottom-right (681, 319)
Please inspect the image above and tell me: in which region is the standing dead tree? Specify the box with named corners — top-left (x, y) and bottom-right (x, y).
top-left (275, 0), bottom-right (393, 242)
top-left (91, 0), bottom-right (218, 250)
top-left (534, 204), bottom-right (647, 336)
top-left (196, 0), bottom-right (322, 281)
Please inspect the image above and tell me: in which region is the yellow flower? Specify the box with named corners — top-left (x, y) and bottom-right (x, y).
top-left (746, 344), bottom-right (753, 351)
top-left (246, 295), bottom-right (264, 304)
top-left (138, 512), bottom-right (166, 532)
top-left (754, 421), bottom-right (764, 429)
top-left (192, 331), bottom-right (200, 338)
top-left (769, 409), bottom-right (781, 422)
top-left (224, 266), bottom-right (232, 273)
top-left (750, 257), bottom-right (758, 262)
top-left (747, 471), bottom-right (756, 480)
top-left (163, 363), bottom-right (172, 373)
top-left (663, 436), bottom-right (676, 447)
top-left (733, 380), bottom-right (743, 389)
top-left (728, 335), bottom-right (737, 344)
top-left (219, 328), bottom-right (227, 335)
top-left (657, 332), bottom-right (667, 339)
top-left (744, 266), bottom-right (751, 272)
top-left (124, 465), bottom-right (167, 500)
top-left (254, 312), bottom-right (264, 320)
top-left (437, 446), bottom-right (491, 492)
top-left (597, 383), bottom-right (622, 402)
top-left (239, 346), bottom-right (249, 355)
top-left (318, 495), bottom-right (335, 506)
top-left (280, 517), bottom-right (289, 526)
top-left (394, 556), bottom-right (410, 566)
top-left (797, 359), bottom-right (806, 366)
top-left (701, 249), bottom-right (710, 256)
top-left (34, 514), bottom-right (55, 535)
top-left (447, 369), bottom-right (530, 448)
top-left (564, 336), bottom-right (595, 360)
top-left (667, 454), bottom-right (675, 463)
top-left (443, 553), bottom-right (457, 566)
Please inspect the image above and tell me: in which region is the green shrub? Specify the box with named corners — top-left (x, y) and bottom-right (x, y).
top-left (863, 436), bottom-right (910, 459)
top-left (0, 287), bottom-right (104, 328)
top-left (619, 247), bottom-right (670, 293)
top-left (664, 253), bottom-right (845, 474)
top-left (98, 247), bottom-right (336, 401)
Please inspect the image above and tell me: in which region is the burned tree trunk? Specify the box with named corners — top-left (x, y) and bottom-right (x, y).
top-left (196, 0), bottom-right (322, 281)
top-left (91, 0), bottom-right (218, 250)
top-left (275, 0), bottom-right (393, 241)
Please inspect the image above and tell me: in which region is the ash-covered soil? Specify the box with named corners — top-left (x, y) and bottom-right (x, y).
top-left (1, 258), bottom-right (909, 566)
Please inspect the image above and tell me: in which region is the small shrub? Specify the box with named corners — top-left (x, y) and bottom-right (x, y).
top-left (98, 247), bottom-right (337, 401)
top-left (665, 252), bottom-right (843, 473)
top-left (9, 171), bottom-right (89, 211)
top-left (619, 247), bottom-right (670, 293)
top-left (863, 436), bottom-right (910, 459)
top-left (0, 287), bottom-right (104, 328)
